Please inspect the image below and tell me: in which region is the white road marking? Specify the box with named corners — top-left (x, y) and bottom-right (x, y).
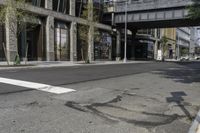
top-left (0, 77), bottom-right (76, 94)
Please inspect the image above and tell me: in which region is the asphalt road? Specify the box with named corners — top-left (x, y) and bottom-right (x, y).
top-left (0, 62), bottom-right (200, 133)
top-left (0, 62), bottom-right (189, 86)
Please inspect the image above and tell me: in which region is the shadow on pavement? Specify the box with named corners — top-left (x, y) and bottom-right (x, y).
top-left (166, 91), bottom-right (193, 120)
top-left (152, 62), bottom-right (200, 84)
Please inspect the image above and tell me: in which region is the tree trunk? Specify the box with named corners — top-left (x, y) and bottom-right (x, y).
top-left (2, 42), bottom-right (9, 65)
top-left (25, 42), bottom-right (29, 64)
top-left (14, 34), bottom-right (20, 65)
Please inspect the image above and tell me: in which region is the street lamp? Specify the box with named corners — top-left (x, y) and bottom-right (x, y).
top-left (177, 32), bottom-right (180, 59)
top-left (123, 0), bottom-right (128, 63)
top-left (110, 0), bottom-right (130, 63)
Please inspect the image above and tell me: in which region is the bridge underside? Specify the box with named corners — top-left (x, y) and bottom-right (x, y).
top-left (103, 0), bottom-right (199, 29)
top-left (115, 18), bottom-right (200, 30)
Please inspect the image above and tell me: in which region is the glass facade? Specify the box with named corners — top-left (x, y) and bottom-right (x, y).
top-left (94, 32), bottom-right (112, 60)
top-left (76, 0), bottom-right (104, 21)
top-left (18, 22), bottom-right (46, 61)
top-left (54, 22), bottom-right (70, 61)
top-left (0, 25), bottom-right (5, 61)
top-left (53, 0), bottom-right (70, 14)
top-left (135, 39), bottom-right (154, 60)
top-left (25, 0), bottom-right (45, 7)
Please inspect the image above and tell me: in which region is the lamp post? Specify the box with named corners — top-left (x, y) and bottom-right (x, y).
top-left (123, 0), bottom-right (128, 63)
top-left (110, 0), bottom-right (129, 62)
top-left (177, 32), bottom-right (180, 59)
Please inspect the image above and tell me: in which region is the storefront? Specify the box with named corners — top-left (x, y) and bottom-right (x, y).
top-left (18, 19), bottom-right (46, 61)
top-left (94, 33), bottom-right (112, 60)
top-left (135, 39), bottom-right (154, 60)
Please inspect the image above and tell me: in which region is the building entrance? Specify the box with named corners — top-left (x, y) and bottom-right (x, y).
top-left (18, 23), bottom-right (46, 61)
top-left (54, 22), bottom-right (70, 61)
top-left (0, 25), bottom-right (5, 61)
top-left (94, 33), bottom-right (112, 60)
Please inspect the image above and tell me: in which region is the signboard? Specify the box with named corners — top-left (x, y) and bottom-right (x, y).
top-left (157, 50), bottom-right (162, 61)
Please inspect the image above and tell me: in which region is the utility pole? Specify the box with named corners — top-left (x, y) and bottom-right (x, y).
top-left (177, 32), bottom-right (180, 59)
top-left (123, 0), bottom-right (128, 63)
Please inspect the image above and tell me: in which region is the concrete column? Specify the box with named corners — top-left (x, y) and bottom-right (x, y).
top-left (190, 27), bottom-right (195, 57)
top-left (70, 22), bottom-right (77, 62)
top-left (88, 25), bottom-right (94, 62)
top-left (154, 29), bottom-right (158, 60)
top-left (45, 0), bottom-right (53, 10)
top-left (109, 34), bottom-right (112, 60)
top-left (88, 0), bottom-right (94, 62)
top-left (46, 16), bottom-right (55, 61)
top-left (70, 0), bottom-right (76, 16)
top-left (116, 29), bottom-right (121, 61)
top-left (5, 14), bottom-right (18, 62)
top-left (69, 0), bottom-right (77, 62)
top-left (131, 30), bottom-right (137, 60)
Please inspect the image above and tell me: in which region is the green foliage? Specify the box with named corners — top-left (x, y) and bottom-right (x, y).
top-left (0, 0), bottom-right (37, 37)
top-left (180, 48), bottom-right (189, 56)
top-left (78, 1), bottom-right (102, 61)
top-left (14, 54), bottom-right (20, 65)
top-left (79, 2), bottom-right (101, 43)
top-left (0, 0), bottom-right (37, 64)
top-left (160, 36), bottom-right (169, 60)
top-left (0, 0), bottom-right (36, 36)
top-left (160, 36), bottom-right (168, 52)
top-left (188, 0), bottom-right (200, 19)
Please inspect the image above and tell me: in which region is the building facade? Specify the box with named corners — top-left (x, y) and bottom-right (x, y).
top-left (1, 0), bottom-right (199, 63)
top-left (161, 28), bottom-right (176, 59)
top-left (0, 0), bottom-right (111, 63)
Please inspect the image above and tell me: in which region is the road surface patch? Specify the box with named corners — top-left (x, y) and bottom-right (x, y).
top-left (0, 77), bottom-right (75, 94)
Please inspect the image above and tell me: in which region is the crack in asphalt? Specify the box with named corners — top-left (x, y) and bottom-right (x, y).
top-left (64, 93), bottom-right (186, 128)
top-left (0, 89), bottom-right (34, 95)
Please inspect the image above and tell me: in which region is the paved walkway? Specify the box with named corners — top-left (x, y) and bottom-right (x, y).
top-left (0, 60), bottom-right (153, 70)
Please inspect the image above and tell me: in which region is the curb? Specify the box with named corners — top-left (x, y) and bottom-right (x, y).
top-left (189, 111), bottom-right (200, 133)
top-left (0, 61), bottom-right (153, 70)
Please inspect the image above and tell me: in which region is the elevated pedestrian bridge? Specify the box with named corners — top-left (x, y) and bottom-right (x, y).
top-left (104, 0), bottom-right (199, 28)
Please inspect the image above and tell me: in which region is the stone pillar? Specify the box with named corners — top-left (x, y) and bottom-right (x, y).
top-left (5, 14), bottom-right (18, 62)
top-left (88, 26), bottom-right (94, 62)
top-left (88, 0), bottom-right (94, 62)
top-left (45, 0), bottom-right (53, 9)
top-left (70, 22), bottom-right (77, 62)
top-left (69, 0), bottom-right (77, 62)
top-left (46, 16), bottom-right (55, 61)
top-left (190, 27), bottom-right (195, 57)
top-left (154, 29), bottom-right (158, 60)
top-left (116, 29), bottom-right (121, 61)
top-left (70, 0), bottom-right (76, 16)
top-left (109, 34), bottom-right (112, 60)
top-left (131, 30), bottom-right (137, 60)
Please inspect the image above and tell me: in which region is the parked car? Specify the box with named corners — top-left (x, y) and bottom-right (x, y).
top-left (180, 56), bottom-right (189, 61)
top-left (195, 55), bottom-right (200, 60)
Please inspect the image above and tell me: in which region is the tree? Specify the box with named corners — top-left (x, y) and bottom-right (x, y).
top-left (0, 0), bottom-right (37, 65)
top-left (188, 0), bottom-right (200, 19)
top-left (78, 1), bottom-right (102, 63)
top-left (160, 36), bottom-right (168, 61)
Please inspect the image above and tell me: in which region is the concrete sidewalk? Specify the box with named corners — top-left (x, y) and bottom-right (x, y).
top-left (0, 60), bottom-right (153, 70)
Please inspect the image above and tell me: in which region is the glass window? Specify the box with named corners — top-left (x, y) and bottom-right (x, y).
top-left (55, 22), bottom-right (70, 61)
top-left (0, 25), bottom-right (5, 61)
top-left (53, 0), bottom-right (70, 14)
top-left (25, 0), bottom-right (45, 7)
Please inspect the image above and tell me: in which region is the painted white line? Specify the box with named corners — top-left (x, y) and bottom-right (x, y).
top-left (0, 77), bottom-right (76, 94)
top-left (189, 111), bottom-right (200, 133)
